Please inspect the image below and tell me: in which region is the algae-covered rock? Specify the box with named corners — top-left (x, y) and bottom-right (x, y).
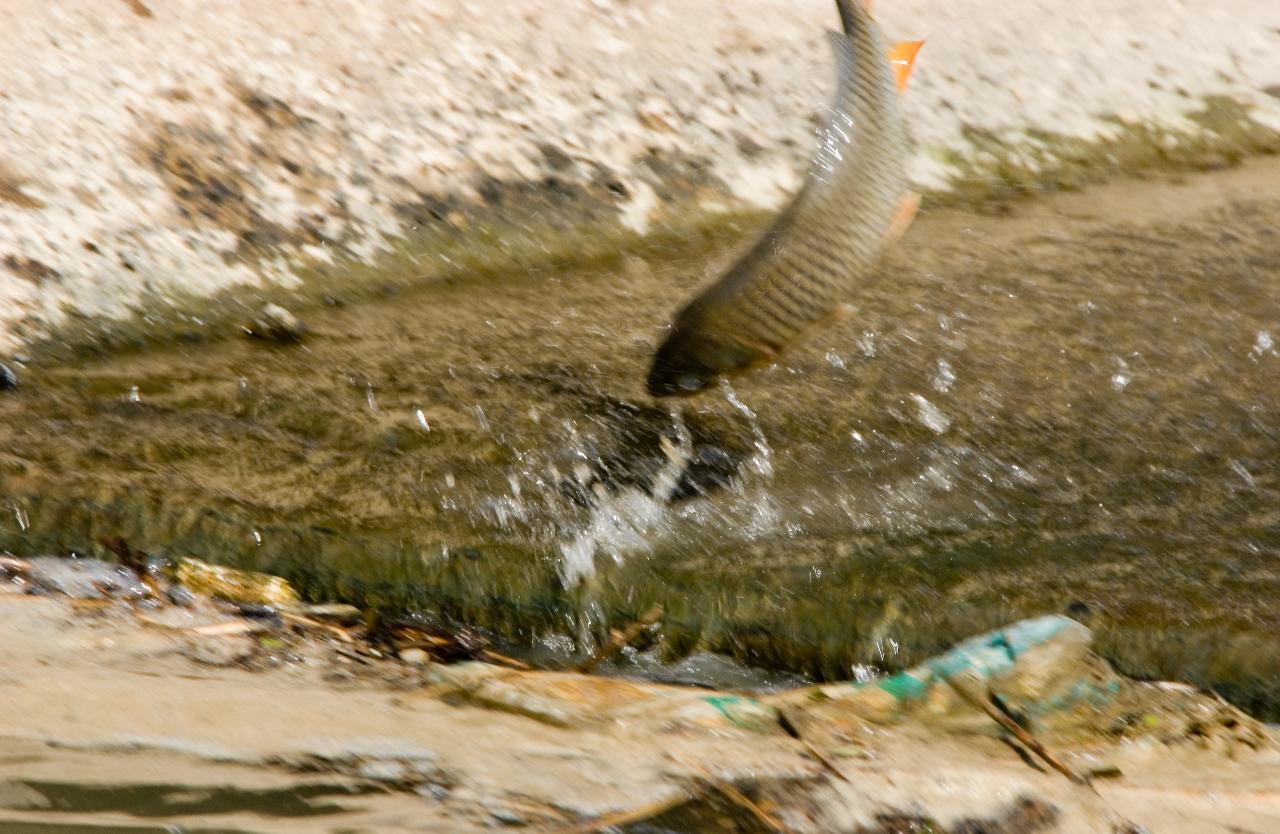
top-left (175, 556), bottom-right (299, 607)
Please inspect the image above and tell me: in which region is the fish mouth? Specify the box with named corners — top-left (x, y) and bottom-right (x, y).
top-left (646, 360), bottom-right (713, 398)
top-left (646, 338), bottom-right (717, 398)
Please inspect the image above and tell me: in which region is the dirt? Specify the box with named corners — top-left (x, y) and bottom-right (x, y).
top-left (2, 156), bottom-right (1280, 721)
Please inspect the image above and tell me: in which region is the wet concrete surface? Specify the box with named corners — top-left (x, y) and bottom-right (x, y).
top-left (2, 157), bottom-right (1280, 717)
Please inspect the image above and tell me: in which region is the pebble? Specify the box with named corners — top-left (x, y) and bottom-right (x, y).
top-left (183, 635), bottom-right (253, 667)
top-left (356, 760), bottom-right (410, 783)
top-left (301, 602), bottom-right (362, 624)
top-left (243, 303), bottom-right (307, 344)
top-left (484, 801), bottom-right (527, 827)
top-left (166, 580), bottom-right (195, 606)
top-left (0, 362), bottom-right (17, 391)
top-left (18, 556), bottom-right (147, 600)
top-left (399, 647), bottom-right (430, 666)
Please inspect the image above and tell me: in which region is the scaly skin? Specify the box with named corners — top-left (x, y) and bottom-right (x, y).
top-left (647, 0), bottom-right (917, 397)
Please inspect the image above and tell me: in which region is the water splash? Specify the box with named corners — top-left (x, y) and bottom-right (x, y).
top-left (910, 394), bottom-right (951, 434)
top-left (720, 380), bottom-right (773, 479)
top-left (556, 410), bottom-right (694, 586)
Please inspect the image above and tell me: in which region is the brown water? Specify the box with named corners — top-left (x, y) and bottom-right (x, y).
top-left (2, 158), bottom-right (1279, 715)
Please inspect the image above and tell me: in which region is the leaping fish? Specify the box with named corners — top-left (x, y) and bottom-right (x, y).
top-left (646, 0), bottom-right (923, 397)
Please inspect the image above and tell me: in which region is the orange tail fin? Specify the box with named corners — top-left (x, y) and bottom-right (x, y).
top-left (888, 40), bottom-right (925, 92)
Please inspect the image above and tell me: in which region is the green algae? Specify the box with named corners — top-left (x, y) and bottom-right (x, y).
top-left (934, 96), bottom-right (1280, 206)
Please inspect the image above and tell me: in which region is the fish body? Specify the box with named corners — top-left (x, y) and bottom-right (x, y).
top-left (647, 0), bottom-right (920, 397)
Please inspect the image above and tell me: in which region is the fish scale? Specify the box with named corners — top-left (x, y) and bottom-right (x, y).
top-left (646, 0), bottom-right (916, 396)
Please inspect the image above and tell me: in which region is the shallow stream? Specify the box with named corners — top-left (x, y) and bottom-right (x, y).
top-left (2, 158), bottom-right (1279, 716)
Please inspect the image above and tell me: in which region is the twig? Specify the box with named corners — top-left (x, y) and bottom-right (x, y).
top-left (332, 645), bottom-right (376, 665)
top-left (132, 612), bottom-right (262, 637)
top-left (188, 619), bottom-right (261, 637)
top-left (942, 675), bottom-right (1084, 784)
top-left (0, 555), bottom-right (32, 574)
top-left (280, 610), bottom-right (355, 643)
top-left (480, 648), bottom-right (532, 669)
top-left (673, 757), bottom-right (794, 834)
top-left (776, 707), bottom-right (849, 783)
top-left (574, 603), bottom-right (664, 673)
top-left (705, 779), bottom-right (794, 834)
top-left (551, 787), bottom-right (700, 834)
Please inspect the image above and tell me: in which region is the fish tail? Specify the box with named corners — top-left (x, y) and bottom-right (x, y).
top-left (834, 0), bottom-right (862, 35)
top-left (835, 2), bottom-right (925, 93)
top-left (889, 40), bottom-right (926, 91)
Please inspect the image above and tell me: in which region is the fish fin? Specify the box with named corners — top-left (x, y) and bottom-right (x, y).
top-left (889, 40), bottom-right (925, 92)
top-left (885, 192), bottom-right (920, 244)
top-left (742, 339), bottom-right (779, 365)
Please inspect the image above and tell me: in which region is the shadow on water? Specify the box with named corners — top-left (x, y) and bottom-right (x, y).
top-left (0, 780), bottom-right (370, 818)
top-left (2, 159), bottom-right (1280, 716)
top-left (0, 825), bottom-right (261, 834)
top-left (0, 778), bottom-right (376, 833)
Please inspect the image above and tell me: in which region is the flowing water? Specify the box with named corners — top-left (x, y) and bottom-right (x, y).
top-left (2, 157), bottom-right (1279, 716)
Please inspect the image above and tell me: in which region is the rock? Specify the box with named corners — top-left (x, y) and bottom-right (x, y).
top-left (243, 303), bottom-right (306, 344)
top-left (356, 760), bottom-right (410, 783)
top-left (165, 584), bottom-right (197, 607)
top-left (300, 602), bottom-right (362, 624)
top-left (484, 801), bottom-right (527, 826)
top-left (399, 647), bottom-right (430, 666)
top-left (0, 362), bottom-right (16, 391)
top-left (183, 635), bottom-right (253, 667)
top-left (175, 556), bottom-right (299, 606)
top-left (19, 556), bottom-right (148, 600)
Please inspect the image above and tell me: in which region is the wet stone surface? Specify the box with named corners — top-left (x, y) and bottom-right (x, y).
top-left (2, 159), bottom-right (1280, 717)
top-left (1, 555), bottom-right (148, 600)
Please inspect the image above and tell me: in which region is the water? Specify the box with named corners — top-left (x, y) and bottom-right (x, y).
top-left (1, 159), bottom-right (1279, 714)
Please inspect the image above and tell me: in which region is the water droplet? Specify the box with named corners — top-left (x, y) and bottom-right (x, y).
top-left (1230, 460), bottom-right (1256, 488)
top-left (722, 381), bottom-right (773, 478)
top-left (851, 664), bottom-right (879, 684)
top-left (1250, 330), bottom-right (1274, 360)
top-left (1111, 356), bottom-right (1132, 390)
top-left (932, 358), bottom-right (955, 392)
top-left (910, 394), bottom-right (951, 434)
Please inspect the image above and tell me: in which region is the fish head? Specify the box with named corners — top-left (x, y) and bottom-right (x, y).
top-left (646, 339), bottom-right (720, 397)
top-left (647, 328), bottom-right (763, 397)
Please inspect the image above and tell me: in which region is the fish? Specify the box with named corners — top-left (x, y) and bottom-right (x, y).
top-left (646, 0), bottom-right (923, 397)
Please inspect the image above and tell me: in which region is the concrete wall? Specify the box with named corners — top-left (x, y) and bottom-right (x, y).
top-left (2, 0), bottom-right (1278, 354)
